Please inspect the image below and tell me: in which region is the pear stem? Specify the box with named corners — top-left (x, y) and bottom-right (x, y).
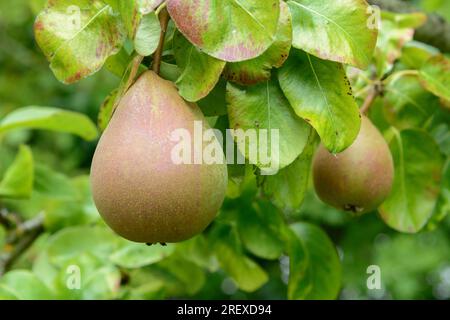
top-left (360, 82), bottom-right (383, 115)
top-left (152, 7), bottom-right (170, 75)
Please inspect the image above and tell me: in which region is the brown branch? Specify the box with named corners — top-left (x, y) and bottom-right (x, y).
top-left (368, 0), bottom-right (450, 52)
top-left (0, 213), bottom-right (44, 276)
top-left (152, 7), bottom-right (170, 75)
top-left (6, 213), bottom-right (44, 244)
top-left (360, 82), bottom-right (383, 115)
top-left (0, 209), bottom-right (21, 229)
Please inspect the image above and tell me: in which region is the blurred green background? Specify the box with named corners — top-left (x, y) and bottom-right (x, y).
top-left (0, 0), bottom-right (449, 300)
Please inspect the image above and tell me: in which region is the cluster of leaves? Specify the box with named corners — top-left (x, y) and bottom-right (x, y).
top-left (0, 0), bottom-right (449, 300)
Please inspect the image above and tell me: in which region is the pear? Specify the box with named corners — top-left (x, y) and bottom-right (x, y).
top-left (312, 116), bottom-right (394, 214)
top-left (90, 71), bottom-right (228, 243)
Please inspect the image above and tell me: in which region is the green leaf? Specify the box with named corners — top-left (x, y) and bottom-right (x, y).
top-left (197, 79), bottom-right (228, 116)
top-left (288, 223), bottom-right (341, 300)
top-left (52, 252), bottom-right (106, 299)
top-left (134, 12), bottom-right (161, 56)
top-left (0, 226), bottom-right (5, 250)
top-left (261, 133), bottom-right (316, 211)
top-left (383, 74), bottom-right (441, 130)
top-left (374, 12), bottom-right (426, 76)
top-left (173, 31), bottom-right (226, 102)
top-left (380, 129), bottom-right (444, 233)
top-left (138, 0), bottom-right (164, 13)
top-left (227, 79), bottom-right (311, 173)
top-left (223, 1), bottom-right (292, 85)
top-left (400, 41), bottom-right (438, 70)
top-left (34, 164), bottom-right (77, 199)
top-left (287, 0), bottom-right (377, 69)
top-left (167, 0), bottom-right (280, 62)
top-left (279, 50), bottom-right (360, 153)
top-left (211, 223), bottom-right (268, 292)
top-left (237, 202), bottom-right (285, 260)
top-left (427, 160), bottom-right (450, 230)
top-left (158, 256), bottom-right (206, 296)
top-left (37, 175), bottom-right (100, 231)
top-left (32, 251), bottom-right (59, 292)
top-left (226, 163), bottom-right (257, 199)
top-left (110, 242), bottom-right (175, 268)
top-left (0, 145), bottom-right (33, 199)
top-left (159, 62), bottom-right (182, 83)
top-left (46, 226), bottom-right (121, 265)
top-left (0, 106), bottom-right (98, 140)
top-left (0, 285), bottom-right (19, 300)
top-left (175, 235), bottom-right (219, 272)
top-left (118, 0), bottom-right (163, 38)
top-left (98, 89), bottom-right (119, 132)
top-left (82, 266), bottom-right (122, 299)
top-left (34, 0), bottom-right (126, 83)
top-left (119, 0), bottom-right (140, 38)
top-left (419, 55), bottom-right (450, 104)
top-left (105, 48), bottom-right (132, 77)
top-left (0, 270), bottom-right (54, 300)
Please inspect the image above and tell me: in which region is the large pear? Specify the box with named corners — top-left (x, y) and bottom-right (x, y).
top-left (312, 116), bottom-right (394, 214)
top-left (91, 71), bottom-right (227, 243)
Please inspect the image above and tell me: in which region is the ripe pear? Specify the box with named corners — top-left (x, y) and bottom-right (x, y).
top-left (90, 71), bottom-right (228, 243)
top-left (312, 116), bottom-right (394, 214)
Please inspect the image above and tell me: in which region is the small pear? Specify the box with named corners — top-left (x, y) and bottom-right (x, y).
top-left (90, 71), bottom-right (227, 243)
top-left (312, 116), bottom-right (394, 214)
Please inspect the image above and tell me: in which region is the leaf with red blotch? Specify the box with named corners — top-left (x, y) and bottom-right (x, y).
top-left (167, 0), bottom-right (280, 62)
top-left (34, 0), bottom-right (126, 84)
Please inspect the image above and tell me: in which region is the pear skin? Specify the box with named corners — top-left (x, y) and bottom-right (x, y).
top-left (91, 71), bottom-right (227, 243)
top-left (313, 116), bottom-right (394, 214)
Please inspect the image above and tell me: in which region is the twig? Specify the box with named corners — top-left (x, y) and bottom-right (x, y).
top-left (360, 82), bottom-right (383, 115)
top-left (6, 213), bottom-right (44, 244)
top-left (110, 54), bottom-right (144, 115)
top-left (0, 209), bottom-right (21, 229)
top-left (152, 7), bottom-right (170, 74)
top-left (0, 213), bottom-right (44, 276)
top-left (124, 55), bottom-right (144, 93)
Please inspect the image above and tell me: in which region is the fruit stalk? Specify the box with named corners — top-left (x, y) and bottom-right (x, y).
top-left (152, 7), bottom-right (170, 75)
top-left (360, 82), bottom-right (382, 114)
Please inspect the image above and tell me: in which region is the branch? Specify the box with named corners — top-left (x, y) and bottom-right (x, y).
top-left (0, 209), bottom-right (21, 229)
top-left (0, 213), bottom-right (44, 276)
top-left (152, 7), bottom-right (170, 75)
top-left (6, 213), bottom-right (44, 244)
top-left (360, 82), bottom-right (383, 115)
top-left (368, 0), bottom-right (450, 52)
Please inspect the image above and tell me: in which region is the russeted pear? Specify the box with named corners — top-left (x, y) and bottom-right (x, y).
top-left (90, 71), bottom-right (228, 243)
top-left (312, 116), bottom-right (394, 214)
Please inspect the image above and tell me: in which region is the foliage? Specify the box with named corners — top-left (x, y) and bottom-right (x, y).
top-left (0, 0), bottom-right (449, 300)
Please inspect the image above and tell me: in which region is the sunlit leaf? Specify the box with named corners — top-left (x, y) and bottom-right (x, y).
top-left (34, 0), bottom-right (126, 83)
top-left (224, 1), bottom-right (292, 85)
top-left (287, 0), bottom-right (378, 69)
top-left (227, 79), bottom-right (310, 173)
top-left (167, 0), bottom-right (280, 62)
top-left (419, 55), bottom-right (450, 104)
top-left (0, 106), bottom-right (98, 140)
top-left (0, 145), bottom-right (33, 199)
top-left (0, 270), bottom-right (54, 300)
top-left (134, 12), bottom-right (161, 56)
top-left (110, 242), bottom-right (175, 268)
top-left (173, 31), bottom-right (226, 102)
top-left (279, 50), bottom-right (360, 153)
